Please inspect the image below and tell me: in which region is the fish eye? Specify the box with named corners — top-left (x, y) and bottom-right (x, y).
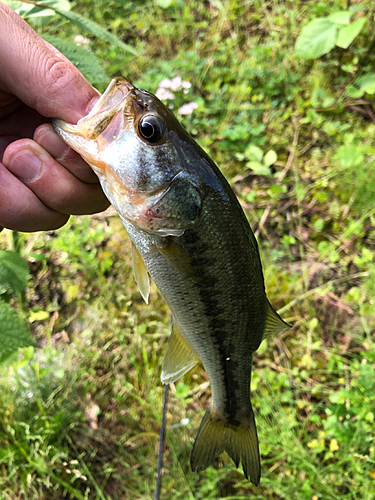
top-left (138, 114), bottom-right (165, 144)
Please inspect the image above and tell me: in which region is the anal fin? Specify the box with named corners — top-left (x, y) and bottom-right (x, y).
top-left (263, 299), bottom-right (292, 339)
top-left (161, 321), bottom-right (200, 384)
top-left (131, 242), bottom-right (150, 304)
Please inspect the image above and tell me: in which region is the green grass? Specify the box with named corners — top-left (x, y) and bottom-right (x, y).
top-left (1, 0), bottom-right (375, 498)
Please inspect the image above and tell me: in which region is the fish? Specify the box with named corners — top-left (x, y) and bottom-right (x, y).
top-left (53, 77), bottom-right (290, 485)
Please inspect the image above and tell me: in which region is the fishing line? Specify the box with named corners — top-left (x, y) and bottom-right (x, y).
top-left (155, 383), bottom-right (169, 500)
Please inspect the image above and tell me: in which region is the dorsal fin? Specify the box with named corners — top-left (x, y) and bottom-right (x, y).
top-left (161, 320), bottom-right (200, 384)
top-left (131, 242), bottom-right (150, 304)
top-left (263, 300), bottom-right (291, 339)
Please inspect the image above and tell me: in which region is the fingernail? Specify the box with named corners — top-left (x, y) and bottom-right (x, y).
top-left (8, 149), bottom-right (42, 181)
top-left (40, 129), bottom-right (70, 160)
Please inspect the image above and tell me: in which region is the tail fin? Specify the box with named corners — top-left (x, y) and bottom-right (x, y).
top-left (190, 406), bottom-right (260, 486)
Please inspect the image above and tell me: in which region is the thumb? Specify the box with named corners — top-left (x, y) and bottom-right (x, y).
top-left (0, 4), bottom-right (100, 123)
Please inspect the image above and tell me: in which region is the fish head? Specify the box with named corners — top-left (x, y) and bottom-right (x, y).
top-left (53, 77), bottom-right (204, 236)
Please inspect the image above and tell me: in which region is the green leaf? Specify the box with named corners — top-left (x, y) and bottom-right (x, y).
top-left (322, 96), bottom-right (335, 108)
top-left (346, 73), bottom-right (375, 98)
top-left (246, 161), bottom-right (271, 176)
top-left (0, 299), bottom-right (37, 356)
top-left (1, 0), bottom-right (26, 11)
top-left (33, 0), bottom-right (70, 9)
top-left (349, 5), bottom-right (367, 14)
top-left (263, 150), bottom-right (277, 168)
top-left (334, 145), bottom-right (364, 169)
top-left (0, 250), bottom-right (29, 296)
top-left (346, 85), bottom-right (364, 98)
top-left (3, 1), bottom-right (138, 53)
top-left (25, 0), bottom-right (70, 18)
top-left (28, 252), bottom-right (48, 262)
top-left (29, 310), bottom-right (50, 322)
top-left (53, 8), bottom-right (139, 56)
top-left (244, 145), bottom-right (263, 163)
top-left (0, 350), bottom-right (19, 367)
top-left (2, 0), bottom-right (70, 19)
top-left (295, 18), bottom-right (337, 59)
top-left (336, 18), bottom-right (366, 49)
top-left (356, 73), bottom-right (375, 95)
top-left (43, 35), bottom-right (108, 84)
top-left (156, 0), bottom-right (174, 7)
top-left (175, 382), bottom-right (190, 399)
top-left (327, 11), bottom-right (351, 25)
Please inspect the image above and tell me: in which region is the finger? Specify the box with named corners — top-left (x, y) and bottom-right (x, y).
top-left (3, 139), bottom-right (110, 215)
top-left (0, 6), bottom-right (100, 123)
top-left (34, 124), bottom-right (99, 184)
top-left (0, 162), bottom-right (69, 232)
top-left (0, 106), bottom-right (47, 159)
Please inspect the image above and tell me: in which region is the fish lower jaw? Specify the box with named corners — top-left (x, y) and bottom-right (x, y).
top-left (53, 119), bottom-right (80, 134)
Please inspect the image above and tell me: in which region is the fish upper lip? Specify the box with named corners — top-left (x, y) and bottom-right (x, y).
top-left (55, 80), bottom-right (137, 142)
top-left (84, 78), bottom-right (135, 120)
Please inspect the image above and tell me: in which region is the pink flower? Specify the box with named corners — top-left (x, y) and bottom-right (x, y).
top-left (158, 78), bottom-right (172, 88)
top-left (170, 76), bottom-right (182, 91)
top-left (178, 102), bottom-right (198, 115)
top-left (156, 88), bottom-right (175, 101)
top-left (74, 35), bottom-right (90, 47)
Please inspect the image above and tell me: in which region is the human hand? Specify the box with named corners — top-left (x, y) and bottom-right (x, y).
top-left (0, 3), bottom-right (110, 233)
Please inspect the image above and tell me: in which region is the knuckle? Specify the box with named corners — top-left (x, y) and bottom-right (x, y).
top-left (32, 56), bottom-right (80, 117)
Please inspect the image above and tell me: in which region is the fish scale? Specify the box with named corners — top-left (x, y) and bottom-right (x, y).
top-left (53, 77), bottom-right (291, 485)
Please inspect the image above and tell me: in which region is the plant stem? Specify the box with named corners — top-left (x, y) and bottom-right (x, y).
top-left (155, 384), bottom-right (169, 500)
top-left (11, 231), bottom-right (21, 253)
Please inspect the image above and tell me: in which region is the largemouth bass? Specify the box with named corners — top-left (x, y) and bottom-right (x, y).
top-left (53, 77), bottom-right (290, 485)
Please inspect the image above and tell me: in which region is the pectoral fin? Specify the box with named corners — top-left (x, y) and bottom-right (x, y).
top-left (158, 238), bottom-right (207, 284)
top-left (263, 300), bottom-right (292, 339)
top-left (131, 242), bottom-right (150, 304)
top-left (161, 321), bottom-right (200, 384)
